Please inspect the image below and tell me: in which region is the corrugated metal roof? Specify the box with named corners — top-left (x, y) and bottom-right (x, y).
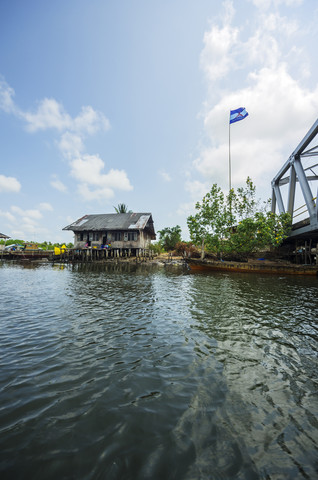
top-left (63, 213), bottom-right (155, 234)
top-left (129, 215), bottom-right (150, 230)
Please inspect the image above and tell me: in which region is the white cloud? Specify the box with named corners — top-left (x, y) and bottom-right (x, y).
top-left (22, 99), bottom-right (110, 137)
top-left (39, 202), bottom-right (53, 211)
top-left (11, 205), bottom-right (43, 219)
top-left (0, 209), bottom-right (15, 223)
top-left (185, 179), bottom-right (209, 199)
top-left (70, 154), bottom-right (133, 202)
top-left (200, 3), bottom-right (238, 83)
top-left (73, 106), bottom-right (110, 135)
top-left (58, 132), bottom-right (84, 159)
top-left (0, 71), bottom-right (134, 205)
top-left (4, 205), bottom-right (49, 240)
top-left (250, 0), bottom-right (303, 10)
top-left (22, 98), bottom-right (72, 132)
top-left (201, 5), bottom-right (301, 87)
top-left (197, 64), bottom-right (318, 190)
top-left (176, 202), bottom-right (196, 217)
top-left (195, 1), bottom-right (318, 196)
top-left (79, 184), bottom-right (116, 201)
top-left (176, 178), bottom-right (210, 220)
top-left (0, 77), bottom-right (16, 114)
top-left (50, 175), bottom-right (68, 192)
top-left (0, 75), bottom-right (132, 202)
top-left (159, 170), bottom-right (172, 182)
top-left (0, 203), bottom-right (55, 240)
top-left (12, 224), bottom-right (50, 237)
top-left (0, 175), bottom-right (21, 193)
top-left (70, 154), bottom-right (105, 185)
top-left (70, 154), bottom-right (133, 200)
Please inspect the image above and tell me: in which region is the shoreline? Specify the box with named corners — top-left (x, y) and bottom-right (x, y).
top-left (2, 251), bottom-right (317, 276)
top-left (186, 257), bottom-right (318, 276)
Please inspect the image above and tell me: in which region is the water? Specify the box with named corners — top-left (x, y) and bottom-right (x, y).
top-left (0, 262), bottom-right (317, 480)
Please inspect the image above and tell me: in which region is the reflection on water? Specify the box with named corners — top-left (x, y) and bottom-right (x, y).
top-left (0, 262), bottom-right (317, 479)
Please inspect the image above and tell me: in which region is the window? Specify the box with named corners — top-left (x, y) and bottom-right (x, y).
top-left (113, 232), bottom-right (121, 241)
top-left (93, 232), bottom-right (99, 241)
top-left (124, 232), bottom-right (137, 241)
top-left (78, 233), bottom-right (84, 241)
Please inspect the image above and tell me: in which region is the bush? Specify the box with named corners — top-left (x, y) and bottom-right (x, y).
top-left (173, 242), bottom-right (199, 257)
top-left (187, 178), bottom-right (291, 258)
top-left (149, 242), bottom-right (163, 254)
top-left (158, 226), bottom-right (182, 252)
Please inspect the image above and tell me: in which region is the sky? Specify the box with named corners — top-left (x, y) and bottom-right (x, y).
top-left (0, 0), bottom-right (318, 243)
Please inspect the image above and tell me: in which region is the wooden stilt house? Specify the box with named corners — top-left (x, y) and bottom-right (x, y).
top-left (63, 212), bottom-right (156, 256)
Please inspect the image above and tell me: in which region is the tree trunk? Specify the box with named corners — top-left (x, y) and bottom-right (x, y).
top-left (201, 238), bottom-right (205, 260)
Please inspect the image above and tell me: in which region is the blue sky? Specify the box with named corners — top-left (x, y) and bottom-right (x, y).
top-left (1, 0), bottom-right (318, 243)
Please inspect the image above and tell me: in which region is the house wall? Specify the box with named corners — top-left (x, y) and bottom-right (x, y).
top-left (73, 230), bottom-right (152, 249)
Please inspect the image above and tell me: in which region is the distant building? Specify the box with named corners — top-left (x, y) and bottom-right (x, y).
top-left (0, 233), bottom-right (10, 251)
top-left (63, 213), bottom-right (156, 252)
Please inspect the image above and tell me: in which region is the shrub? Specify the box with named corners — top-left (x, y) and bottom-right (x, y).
top-left (173, 241), bottom-right (199, 257)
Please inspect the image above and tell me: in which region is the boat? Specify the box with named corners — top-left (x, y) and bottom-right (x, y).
top-left (186, 258), bottom-right (318, 276)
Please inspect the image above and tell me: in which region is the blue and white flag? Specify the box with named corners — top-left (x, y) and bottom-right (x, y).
top-left (229, 107), bottom-right (248, 124)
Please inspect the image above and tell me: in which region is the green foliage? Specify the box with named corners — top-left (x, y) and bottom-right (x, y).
top-left (114, 203), bottom-right (132, 214)
top-left (148, 241), bottom-right (163, 254)
top-left (158, 225), bottom-right (182, 252)
top-left (0, 239), bottom-right (24, 246)
top-left (187, 177), bottom-right (291, 259)
top-left (0, 239), bottom-right (74, 250)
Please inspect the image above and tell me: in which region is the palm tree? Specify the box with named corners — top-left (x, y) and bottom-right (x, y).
top-left (114, 203), bottom-right (132, 214)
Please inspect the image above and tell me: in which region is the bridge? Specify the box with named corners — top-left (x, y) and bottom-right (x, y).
top-left (271, 118), bottom-right (318, 240)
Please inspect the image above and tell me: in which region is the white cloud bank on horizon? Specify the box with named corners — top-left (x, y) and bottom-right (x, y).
top-left (190, 0), bottom-right (318, 203)
top-left (0, 203), bottom-right (56, 240)
top-left (0, 76), bottom-right (133, 201)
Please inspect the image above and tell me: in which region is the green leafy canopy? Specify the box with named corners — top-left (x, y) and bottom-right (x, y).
top-left (157, 225), bottom-right (182, 252)
top-left (187, 177), bottom-right (291, 259)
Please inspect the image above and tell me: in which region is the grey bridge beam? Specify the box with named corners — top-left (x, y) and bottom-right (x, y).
top-left (271, 118), bottom-right (318, 238)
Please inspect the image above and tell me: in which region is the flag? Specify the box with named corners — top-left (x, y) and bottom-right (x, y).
top-left (229, 107), bottom-right (248, 124)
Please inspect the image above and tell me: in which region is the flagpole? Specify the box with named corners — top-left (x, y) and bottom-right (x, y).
top-left (229, 112), bottom-right (231, 192)
top-left (228, 107), bottom-right (248, 195)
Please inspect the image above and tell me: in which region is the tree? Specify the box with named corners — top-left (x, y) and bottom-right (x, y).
top-left (187, 184), bottom-right (233, 258)
top-left (114, 203), bottom-right (132, 214)
top-left (187, 178), bottom-right (291, 259)
top-left (158, 225), bottom-right (182, 251)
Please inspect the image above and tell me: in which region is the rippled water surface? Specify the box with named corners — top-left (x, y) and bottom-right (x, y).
top-left (0, 262), bottom-right (317, 479)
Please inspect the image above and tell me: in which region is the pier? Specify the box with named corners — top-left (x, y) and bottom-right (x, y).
top-left (52, 247), bottom-right (155, 263)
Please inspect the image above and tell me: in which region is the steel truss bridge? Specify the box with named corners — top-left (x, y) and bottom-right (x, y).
top-left (271, 118), bottom-right (318, 240)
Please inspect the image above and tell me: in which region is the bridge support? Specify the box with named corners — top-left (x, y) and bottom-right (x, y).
top-left (271, 118), bottom-right (318, 239)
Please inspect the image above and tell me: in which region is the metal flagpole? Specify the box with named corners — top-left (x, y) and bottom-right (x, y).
top-left (229, 112), bottom-right (231, 192)
top-left (228, 107), bottom-right (248, 193)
